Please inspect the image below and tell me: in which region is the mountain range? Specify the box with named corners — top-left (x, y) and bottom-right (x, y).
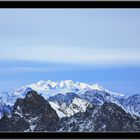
top-left (0, 80), bottom-right (140, 131)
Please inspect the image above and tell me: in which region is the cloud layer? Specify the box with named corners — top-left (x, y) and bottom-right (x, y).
top-left (0, 46), bottom-right (140, 66)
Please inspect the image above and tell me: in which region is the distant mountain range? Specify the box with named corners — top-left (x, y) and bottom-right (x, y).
top-left (0, 80), bottom-right (140, 131)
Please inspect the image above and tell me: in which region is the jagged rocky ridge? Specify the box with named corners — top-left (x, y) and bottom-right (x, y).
top-left (47, 92), bottom-right (92, 117)
top-left (0, 90), bottom-right (59, 131)
top-left (12, 80), bottom-right (140, 117)
top-left (0, 90), bottom-right (140, 132)
top-left (58, 102), bottom-right (140, 132)
top-left (0, 80), bottom-right (140, 120)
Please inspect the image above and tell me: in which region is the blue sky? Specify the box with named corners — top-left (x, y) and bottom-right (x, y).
top-left (0, 9), bottom-right (140, 95)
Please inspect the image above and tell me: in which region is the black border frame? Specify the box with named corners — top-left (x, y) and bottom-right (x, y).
top-left (1, 132), bottom-right (140, 139)
top-left (0, 1), bottom-right (140, 8)
top-left (0, 0), bottom-right (140, 139)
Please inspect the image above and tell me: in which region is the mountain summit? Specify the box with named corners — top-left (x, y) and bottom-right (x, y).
top-left (13, 80), bottom-right (124, 99)
top-left (0, 90), bottom-right (59, 131)
top-left (0, 86), bottom-right (140, 132)
top-left (0, 80), bottom-right (140, 122)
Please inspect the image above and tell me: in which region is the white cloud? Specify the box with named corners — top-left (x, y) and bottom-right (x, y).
top-left (0, 45), bottom-right (140, 66)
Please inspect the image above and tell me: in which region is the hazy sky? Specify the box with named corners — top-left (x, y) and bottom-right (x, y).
top-left (0, 9), bottom-right (140, 95)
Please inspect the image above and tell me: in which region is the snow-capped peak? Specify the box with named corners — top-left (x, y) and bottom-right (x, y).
top-left (12, 80), bottom-right (124, 100)
top-left (28, 80), bottom-right (105, 94)
top-left (62, 80), bottom-right (74, 85)
top-left (36, 80), bottom-right (46, 86)
top-left (91, 83), bottom-right (104, 91)
top-left (46, 80), bottom-right (58, 88)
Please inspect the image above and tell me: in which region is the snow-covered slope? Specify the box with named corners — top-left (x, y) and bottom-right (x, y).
top-left (122, 94), bottom-right (140, 116)
top-left (58, 102), bottom-right (140, 132)
top-left (6, 80), bottom-right (130, 118)
top-left (12, 80), bottom-right (124, 99)
top-left (0, 91), bottom-right (15, 106)
top-left (48, 92), bottom-right (92, 118)
top-left (79, 89), bottom-right (124, 105)
top-left (0, 91), bottom-right (14, 118)
top-left (0, 79), bottom-right (140, 119)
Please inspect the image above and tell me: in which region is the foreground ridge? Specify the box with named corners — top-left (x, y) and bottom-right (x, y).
top-left (0, 90), bottom-right (140, 132)
top-left (58, 102), bottom-right (140, 132)
top-left (0, 90), bottom-right (59, 132)
top-left (0, 80), bottom-right (140, 124)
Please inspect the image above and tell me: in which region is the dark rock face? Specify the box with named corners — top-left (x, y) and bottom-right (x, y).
top-left (58, 102), bottom-right (140, 132)
top-left (93, 102), bottom-right (140, 131)
top-left (0, 90), bottom-right (59, 131)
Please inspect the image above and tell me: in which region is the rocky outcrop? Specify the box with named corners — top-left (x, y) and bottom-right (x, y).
top-left (0, 90), bottom-right (59, 131)
top-left (58, 102), bottom-right (140, 132)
